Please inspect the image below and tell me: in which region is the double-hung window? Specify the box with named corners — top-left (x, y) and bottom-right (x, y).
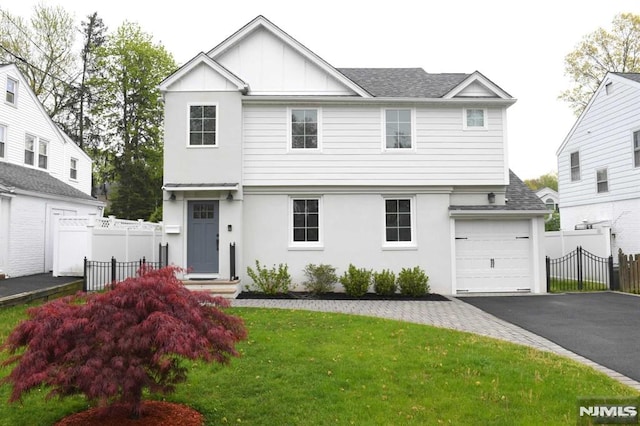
top-left (70, 158), bottom-right (78, 180)
top-left (291, 198), bottom-right (321, 247)
top-left (570, 151), bottom-right (580, 181)
top-left (0, 125), bottom-right (5, 158)
top-left (24, 134), bottom-right (35, 166)
top-left (385, 109), bottom-right (412, 149)
top-left (189, 105), bottom-right (217, 146)
top-left (596, 168), bottom-right (608, 193)
top-left (290, 108), bottom-right (319, 150)
top-left (384, 198), bottom-right (414, 245)
top-left (464, 108), bottom-right (487, 130)
top-left (6, 77), bottom-right (17, 105)
top-left (633, 130), bottom-right (640, 168)
top-left (38, 140), bottom-right (48, 169)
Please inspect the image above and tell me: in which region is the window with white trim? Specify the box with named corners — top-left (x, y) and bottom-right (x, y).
top-left (291, 198), bottom-right (320, 244)
top-left (70, 158), bottom-right (78, 180)
top-left (570, 151), bottom-right (580, 181)
top-left (384, 198), bottom-right (413, 243)
top-left (290, 109), bottom-right (319, 149)
top-left (189, 105), bottom-right (217, 146)
top-left (633, 130), bottom-right (640, 168)
top-left (25, 134), bottom-right (35, 166)
top-left (0, 125), bottom-right (5, 158)
top-left (596, 168), bottom-right (608, 193)
top-left (38, 140), bottom-right (48, 169)
top-left (464, 108), bottom-right (487, 129)
top-left (6, 77), bottom-right (17, 105)
top-left (385, 109), bottom-right (412, 149)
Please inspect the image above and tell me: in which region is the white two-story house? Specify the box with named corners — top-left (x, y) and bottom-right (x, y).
top-left (0, 64), bottom-right (103, 278)
top-left (160, 16), bottom-right (547, 295)
top-left (558, 72), bottom-right (640, 257)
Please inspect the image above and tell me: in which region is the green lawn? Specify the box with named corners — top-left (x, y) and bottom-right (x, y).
top-left (0, 304), bottom-right (637, 425)
top-left (549, 277), bottom-right (609, 293)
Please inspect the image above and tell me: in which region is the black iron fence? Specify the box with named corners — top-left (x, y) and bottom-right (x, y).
top-left (546, 246), bottom-right (613, 292)
top-left (83, 244), bottom-right (168, 292)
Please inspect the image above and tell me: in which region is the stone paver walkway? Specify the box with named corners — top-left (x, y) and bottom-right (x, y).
top-left (232, 296), bottom-right (640, 391)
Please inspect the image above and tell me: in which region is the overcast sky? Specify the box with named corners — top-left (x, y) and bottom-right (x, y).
top-left (5, 0), bottom-right (640, 180)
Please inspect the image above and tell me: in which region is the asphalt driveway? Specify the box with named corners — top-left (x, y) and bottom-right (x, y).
top-left (461, 292), bottom-right (640, 382)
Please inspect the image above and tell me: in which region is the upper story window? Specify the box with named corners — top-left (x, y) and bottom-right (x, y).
top-left (0, 125), bottom-right (5, 158)
top-left (290, 108), bottom-right (319, 150)
top-left (570, 151), bottom-right (580, 181)
top-left (38, 140), bottom-right (48, 169)
top-left (545, 198), bottom-right (556, 210)
top-left (463, 108), bottom-right (487, 130)
top-left (291, 198), bottom-right (321, 246)
top-left (385, 109), bottom-right (412, 149)
top-left (189, 105), bottom-right (217, 146)
top-left (633, 130), bottom-right (640, 168)
top-left (384, 198), bottom-right (413, 244)
top-left (6, 77), bottom-right (17, 105)
top-left (70, 158), bottom-right (78, 180)
top-left (596, 168), bottom-right (608, 193)
top-left (24, 134), bottom-right (35, 166)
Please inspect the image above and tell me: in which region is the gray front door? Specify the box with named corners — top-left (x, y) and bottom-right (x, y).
top-left (187, 201), bottom-right (219, 273)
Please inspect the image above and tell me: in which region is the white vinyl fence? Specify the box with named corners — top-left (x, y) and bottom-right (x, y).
top-left (53, 216), bottom-right (163, 277)
top-left (544, 227), bottom-right (612, 259)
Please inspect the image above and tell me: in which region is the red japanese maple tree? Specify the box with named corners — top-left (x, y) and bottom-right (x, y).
top-left (1, 266), bottom-right (247, 418)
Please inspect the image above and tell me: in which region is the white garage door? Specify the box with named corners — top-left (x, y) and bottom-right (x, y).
top-left (455, 220), bottom-right (531, 293)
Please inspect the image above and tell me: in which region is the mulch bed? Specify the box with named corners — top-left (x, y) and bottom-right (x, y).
top-left (55, 401), bottom-right (203, 426)
top-left (237, 291), bottom-right (450, 301)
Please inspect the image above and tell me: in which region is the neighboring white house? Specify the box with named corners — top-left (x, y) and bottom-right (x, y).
top-left (557, 72), bottom-right (640, 257)
top-left (536, 187), bottom-right (559, 211)
top-left (160, 15), bottom-right (548, 295)
top-left (0, 64), bottom-right (103, 278)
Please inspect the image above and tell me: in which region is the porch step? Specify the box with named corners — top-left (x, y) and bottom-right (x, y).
top-left (182, 280), bottom-right (241, 299)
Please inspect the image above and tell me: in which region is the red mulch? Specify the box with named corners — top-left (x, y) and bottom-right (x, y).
top-left (54, 401), bottom-right (204, 426)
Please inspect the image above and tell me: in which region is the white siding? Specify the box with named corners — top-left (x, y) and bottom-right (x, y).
top-left (559, 76), bottom-right (640, 208)
top-left (243, 104), bottom-right (506, 186)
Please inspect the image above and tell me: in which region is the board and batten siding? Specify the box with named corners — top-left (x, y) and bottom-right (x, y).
top-left (559, 77), bottom-right (640, 208)
top-left (242, 104), bottom-right (506, 186)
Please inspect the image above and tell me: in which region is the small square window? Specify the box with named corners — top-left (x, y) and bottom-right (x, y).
top-left (570, 151), bottom-right (580, 181)
top-left (189, 105), bottom-right (216, 146)
top-left (464, 108), bottom-right (486, 129)
top-left (385, 109), bottom-right (412, 149)
top-left (6, 77), bottom-right (17, 105)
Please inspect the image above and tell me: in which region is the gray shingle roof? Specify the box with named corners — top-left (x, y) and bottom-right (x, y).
top-left (449, 170), bottom-right (547, 212)
top-left (0, 162), bottom-right (96, 201)
top-left (337, 68), bottom-right (469, 98)
top-left (615, 73), bottom-right (640, 84)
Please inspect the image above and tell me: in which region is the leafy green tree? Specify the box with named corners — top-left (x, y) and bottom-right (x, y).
top-left (524, 172), bottom-right (558, 192)
top-left (560, 13), bottom-right (640, 115)
top-left (89, 22), bottom-right (176, 220)
top-left (545, 212), bottom-right (561, 232)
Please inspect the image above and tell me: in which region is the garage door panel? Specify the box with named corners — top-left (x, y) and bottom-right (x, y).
top-left (455, 220), bottom-right (531, 293)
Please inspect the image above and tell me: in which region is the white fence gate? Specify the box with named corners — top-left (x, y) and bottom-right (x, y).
top-left (53, 216), bottom-right (163, 277)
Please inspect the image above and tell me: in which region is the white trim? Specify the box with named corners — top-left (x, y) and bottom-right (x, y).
top-left (462, 108), bottom-right (488, 131)
top-left (381, 108), bottom-right (416, 152)
top-left (381, 195), bottom-right (417, 249)
top-left (186, 102), bottom-right (219, 148)
top-left (160, 52), bottom-right (248, 93)
top-left (287, 107), bottom-right (322, 152)
top-left (288, 195), bottom-right (324, 250)
top-left (443, 71), bottom-right (512, 99)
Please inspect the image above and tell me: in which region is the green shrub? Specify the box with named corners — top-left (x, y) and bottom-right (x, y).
top-left (373, 269), bottom-right (397, 296)
top-left (246, 260), bottom-right (291, 295)
top-left (339, 264), bottom-right (372, 297)
top-left (303, 264), bottom-right (337, 294)
top-left (397, 266), bottom-right (429, 297)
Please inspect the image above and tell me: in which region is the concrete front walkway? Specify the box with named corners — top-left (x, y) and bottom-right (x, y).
top-left (232, 297), bottom-right (640, 391)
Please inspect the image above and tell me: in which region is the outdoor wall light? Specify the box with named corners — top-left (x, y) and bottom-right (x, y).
top-left (226, 191), bottom-right (234, 201)
top-left (488, 192), bottom-right (496, 204)
top-left (169, 192), bottom-right (176, 201)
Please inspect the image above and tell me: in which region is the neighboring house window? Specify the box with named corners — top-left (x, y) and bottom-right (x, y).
top-left (38, 140), bottom-right (48, 169)
top-left (385, 109), bottom-right (412, 149)
top-left (189, 105), bottom-right (216, 146)
top-left (70, 158), bottom-right (78, 179)
top-left (464, 108), bottom-right (487, 130)
top-left (384, 198), bottom-right (413, 243)
top-left (545, 198), bottom-right (555, 210)
top-left (0, 125), bottom-right (5, 158)
top-left (291, 109), bottom-right (319, 149)
top-left (291, 198), bottom-right (320, 244)
top-left (596, 168), bottom-right (608, 193)
top-left (6, 77), bottom-right (17, 105)
top-left (24, 134), bottom-right (35, 165)
top-left (634, 130), bottom-right (640, 168)
top-left (570, 151), bottom-right (580, 181)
